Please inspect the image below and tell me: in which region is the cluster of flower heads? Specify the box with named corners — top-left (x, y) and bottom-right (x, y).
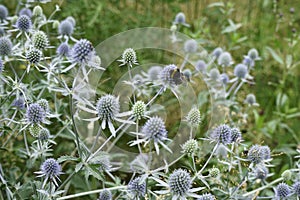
top-left (210, 124), bottom-right (242, 145)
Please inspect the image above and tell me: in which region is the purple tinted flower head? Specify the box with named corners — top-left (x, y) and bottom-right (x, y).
top-left (26, 103), bottom-right (46, 124)
top-left (195, 60), bottom-right (207, 72)
top-left (57, 42), bottom-right (70, 57)
top-left (234, 63), bottom-right (248, 79)
top-left (218, 52), bottom-right (233, 66)
top-left (127, 177), bottom-right (146, 197)
top-left (147, 66), bottom-right (162, 81)
top-left (16, 15), bottom-right (32, 32)
top-left (184, 39), bottom-right (198, 53)
top-left (36, 158), bottom-right (62, 186)
top-left (212, 47), bottom-right (223, 58)
top-left (58, 19), bottom-right (74, 36)
top-left (174, 12), bottom-right (186, 24)
top-left (248, 144), bottom-right (271, 164)
top-left (98, 189), bottom-right (112, 200)
top-left (220, 73), bottom-right (229, 85)
top-left (168, 169), bottom-right (191, 197)
top-left (255, 165), bottom-right (268, 180)
top-left (210, 124), bottom-right (232, 145)
top-left (275, 183), bottom-right (291, 198)
top-left (0, 5), bottom-right (8, 21)
top-left (0, 37), bottom-right (12, 56)
top-left (19, 8), bottom-right (32, 18)
top-left (293, 182), bottom-right (300, 197)
top-left (160, 64), bottom-right (185, 86)
top-left (142, 116), bottom-right (168, 142)
top-left (96, 95), bottom-right (120, 122)
top-left (230, 127), bottom-right (242, 142)
top-left (12, 97), bottom-right (25, 109)
top-left (71, 39), bottom-right (94, 65)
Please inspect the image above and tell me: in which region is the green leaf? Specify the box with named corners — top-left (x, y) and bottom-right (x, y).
top-left (75, 163), bottom-right (83, 173)
top-left (266, 47), bottom-right (284, 65)
top-left (85, 165), bottom-right (103, 181)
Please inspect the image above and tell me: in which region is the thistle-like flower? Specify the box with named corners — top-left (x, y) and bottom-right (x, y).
top-left (0, 5), bottom-right (8, 21)
top-left (71, 39), bottom-right (95, 65)
top-left (186, 107), bottom-right (201, 127)
top-left (132, 101), bottom-right (146, 120)
top-left (210, 124), bottom-right (232, 145)
top-left (32, 31), bottom-right (49, 50)
top-left (212, 47), bottom-right (223, 58)
top-left (26, 103), bottom-right (46, 124)
top-left (16, 15), bottom-right (32, 32)
top-left (26, 48), bottom-right (42, 64)
top-left (173, 12), bottom-right (190, 27)
top-left (57, 42), bottom-right (70, 57)
top-left (127, 177), bottom-right (146, 198)
top-left (184, 39), bottom-right (198, 53)
top-left (19, 8), bottom-right (32, 18)
top-left (118, 48), bottom-right (138, 67)
top-left (275, 183), bottom-right (291, 199)
top-left (244, 93), bottom-right (259, 106)
top-left (195, 60), bottom-right (207, 72)
top-left (230, 127), bottom-right (242, 143)
top-left (248, 144), bottom-right (271, 164)
top-left (0, 37), bottom-right (12, 56)
top-left (160, 64), bottom-right (185, 87)
top-left (58, 19), bottom-right (74, 36)
top-left (181, 139), bottom-right (198, 155)
top-left (37, 99), bottom-right (49, 113)
top-left (234, 64), bottom-right (248, 79)
top-left (293, 182), bottom-right (300, 197)
top-left (98, 189), bottom-right (112, 200)
top-left (218, 52), bottom-right (233, 67)
top-left (35, 158), bottom-right (62, 187)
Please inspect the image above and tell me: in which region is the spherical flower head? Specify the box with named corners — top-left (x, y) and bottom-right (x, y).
top-left (19, 8), bottom-right (32, 18)
top-left (245, 93), bottom-right (257, 105)
top-left (212, 47), bottom-right (223, 58)
top-left (209, 68), bottom-right (220, 81)
top-left (195, 60), bottom-right (207, 72)
top-left (37, 99), bottom-right (49, 113)
top-left (29, 124), bottom-right (41, 137)
top-left (197, 193), bottom-right (215, 200)
top-left (39, 128), bottom-right (50, 140)
top-left (142, 116), bottom-right (168, 142)
top-left (127, 177), bottom-right (146, 197)
top-left (96, 95), bottom-right (120, 122)
top-left (234, 64), bottom-right (248, 79)
top-left (26, 103), bottom-right (46, 124)
top-left (261, 145), bottom-right (271, 160)
top-left (230, 127), bottom-right (242, 143)
top-left (58, 19), bottom-right (74, 36)
top-left (210, 124), bottom-right (232, 145)
top-left (184, 39), bottom-right (198, 53)
top-left (255, 165), bottom-right (268, 180)
top-left (66, 16), bottom-right (76, 26)
top-left (182, 139), bottom-right (198, 155)
top-left (209, 167), bottom-right (220, 178)
top-left (183, 69), bottom-right (192, 81)
top-left (248, 144), bottom-right (270, 164)
top-left (132, 74), bottom-right (143, 86)
top-left (174, 12), bottom-right (186, 24)
top-left (0, 5), bottom-right (8, 20)
top-left (26, 49), bottom-right (42, 64)
top-left (168, 169), bottom-right (191, 196)
top-left (148, 66), bottom-right (162, 81)
top-left (132, 101), bottom-right (146, 120)
top-left (186, 107), bottom-right (201, 127)
top-left (71, 39), bottom-right (94, 64)
top-left (0, 37), bottom-right (12, 56)
top-left (248, 48), bottom-right (259, 60)
top-left (16, 15), bottom-right (32, 32)
top-left (40, 158), bottom-right (62, 179)
top-left (243, 56), bottom-right (255, 67)
top-left (218, 52), bottom-right (233, 66)
top-left (33, 6), bottom-right (43, 17)
top-left (276, 183), bottom-right (291, 198)
top-left (98, 189), bottom-right (112, 200)
top-left (293, 182), bottom-right (300, 197)
top-left (32, 31), bottom-right (49, 50)
top-left (220, 73), bottom-right (229, 85)
top-left (281, 170), bottom-right (292, 181)
top-left (57, 42), bottom-right (70, 57)
top-left (120, 48), bottom-right (137, 66)
top-left (160, 64), bottom-right (184, 86)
